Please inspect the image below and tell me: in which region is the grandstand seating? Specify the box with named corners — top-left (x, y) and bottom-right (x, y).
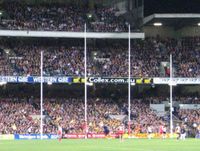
top-left (0, 97), bottom-right (199, 134)
top-left (0, 2), bottom-right (126, 32)
top-left (0, 0), bottom-right (200, 138)
top-left (0, 37), bottom-right (200, 77)
top-left (0, 98), bottom-right (168, 134)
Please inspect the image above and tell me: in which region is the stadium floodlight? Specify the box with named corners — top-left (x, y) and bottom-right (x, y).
top-left (47, 81), bottom-right (52, 85)
top-left (198, 23), bottom-right (200, 26)
top-left (86, 82), bottom-right (93, 86)
top-left (168, 81), bottom-right (177, 86)
top-left (131, 82), bottom-right (135, 86)
top-left (0, 12), bottom-right (2, 15)
top-left (5, 49), bottom-right (10, 54)
top-left (87, 13), bottom-right (92, 19)
top-left (0, 82), bottom-right (7, 85)
top-left (153, 22), bottom-right (162, 26)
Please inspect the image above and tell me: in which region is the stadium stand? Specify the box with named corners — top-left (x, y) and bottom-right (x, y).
top-left (1, 95), bottom-right (199, 135)
top-left (178, 109), bottom-right (200, 125)
top-left (0, 0), bottom-right (200, 143)
top-left (0, 98), bottom-right (168, 134)
top-left (1, 36), bottom-right (200, 77)
top-left (0, 2), bottom-right (127, 32)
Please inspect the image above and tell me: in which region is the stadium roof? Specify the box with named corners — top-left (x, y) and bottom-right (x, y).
top-left (143, 13), bottom-right (200, 27)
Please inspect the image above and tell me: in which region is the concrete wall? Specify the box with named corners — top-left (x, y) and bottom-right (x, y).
top-left (143, 25), bottom-right (200, 38)
top-left (177, 26), bottom-right (200, 37)
top-left (143, 26), bottom-right (176, 38)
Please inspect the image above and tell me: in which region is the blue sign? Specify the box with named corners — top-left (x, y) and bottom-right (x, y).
top-left (14, 134), bottom-right (58, 140)
top-left (0, 76), bottom-right (72, 83)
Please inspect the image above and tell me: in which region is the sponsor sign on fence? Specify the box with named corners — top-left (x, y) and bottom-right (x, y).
top-left (64, 134), bottom-right (118, 139)
top-left (12, 133), bottom-right (177, 140)
top-left (64, 133), bottom-right (177, 139)
top-left (14, 134), bottom-right (58, 140)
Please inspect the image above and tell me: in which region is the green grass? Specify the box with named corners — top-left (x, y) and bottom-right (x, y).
top-left (1, 139), bottom-right (200, 151)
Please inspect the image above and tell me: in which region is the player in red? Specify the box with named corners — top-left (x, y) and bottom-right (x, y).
top-left (57, 125), bottom-right (63, 142)
top-left (118, 124), bottom-right (125, 142)
top-left (159, 124), bottom-right (163, 139)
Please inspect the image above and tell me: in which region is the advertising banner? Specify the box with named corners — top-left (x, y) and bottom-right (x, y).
top-left (64, 134), bottom-right (118, 139)
top-left (14, 134), bottom-right (58, 140)
top-left (153, 78), bottom-right (200, 85)
top-left (0, 76), bottom-right (72, 83)
top-left (64, 133), bottom-right (177, 139)
top-left (12, 133), bottom-right (179, 140)
top-left (1, 76), bottom-right (200, 84)
top-left (127, 133), bottom-right (178, 139)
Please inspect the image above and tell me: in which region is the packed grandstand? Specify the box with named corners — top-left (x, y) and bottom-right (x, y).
top-left (0, 0), bottom-right (200, 141)
top-left (0, 94), bottom-right (199, 137)
top-left (1, 36), bottom-right (200, 77)
top-left (0, 1), bottom-right (127, 32)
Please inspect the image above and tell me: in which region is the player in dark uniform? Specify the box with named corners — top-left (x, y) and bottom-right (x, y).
top-left (180, 125), bottom-right (186, 140)
top-left (103, 125), bottom-right (110, 137)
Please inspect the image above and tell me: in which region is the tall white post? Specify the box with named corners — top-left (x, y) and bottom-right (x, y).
top-left (128, 24), bottom-right (131, 134)
top-left (84, 23), bottom-right (88, 139)
top-left (40, 51), bottom-right (43, 140)
top-left (170, 54), bottom-right (173, 136)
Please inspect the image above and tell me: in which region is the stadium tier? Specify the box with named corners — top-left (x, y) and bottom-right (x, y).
top-left (0, 37), bottom-right (200, 77)
top-left (0, 1), bottom-right (126, 32)
top-left (0, 97), bottom-right (199, 135)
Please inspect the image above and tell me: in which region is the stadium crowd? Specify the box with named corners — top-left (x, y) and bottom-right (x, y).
top-left (0, 2), bottom-right (126, 32)
top-left (126, 99), bottom-right (166, 133)
top-left (172, 37), bottom-right (200, 77)
top-left (0, 50), bottom-right (14, 76)
top-left (0, 98), bottom-right (167, 134)
top-left (174, 97), bottom-right (200, 104)
top-left (0, 99), bottom-right (40, 134)
top-left (90, 7), bottom-right (127, 32)
top-left (0, 0), bottom-right (199, 78)
top-left (0, 36), bottom-right (200, 77)
top-left (0, 96), bottom-right (199, 135)
top-left (178, 109), bottom-right (200, 125)
top-left (1, 2), bottom-right (85, 31)
top-left (9, 45), bottom-right (84, 76)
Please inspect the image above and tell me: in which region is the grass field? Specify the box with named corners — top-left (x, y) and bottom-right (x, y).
top-left (1, 139), bottom-right (200, 151)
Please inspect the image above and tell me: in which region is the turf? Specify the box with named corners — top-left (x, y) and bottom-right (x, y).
top-left (1, 139), bottom-right (200, 151)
